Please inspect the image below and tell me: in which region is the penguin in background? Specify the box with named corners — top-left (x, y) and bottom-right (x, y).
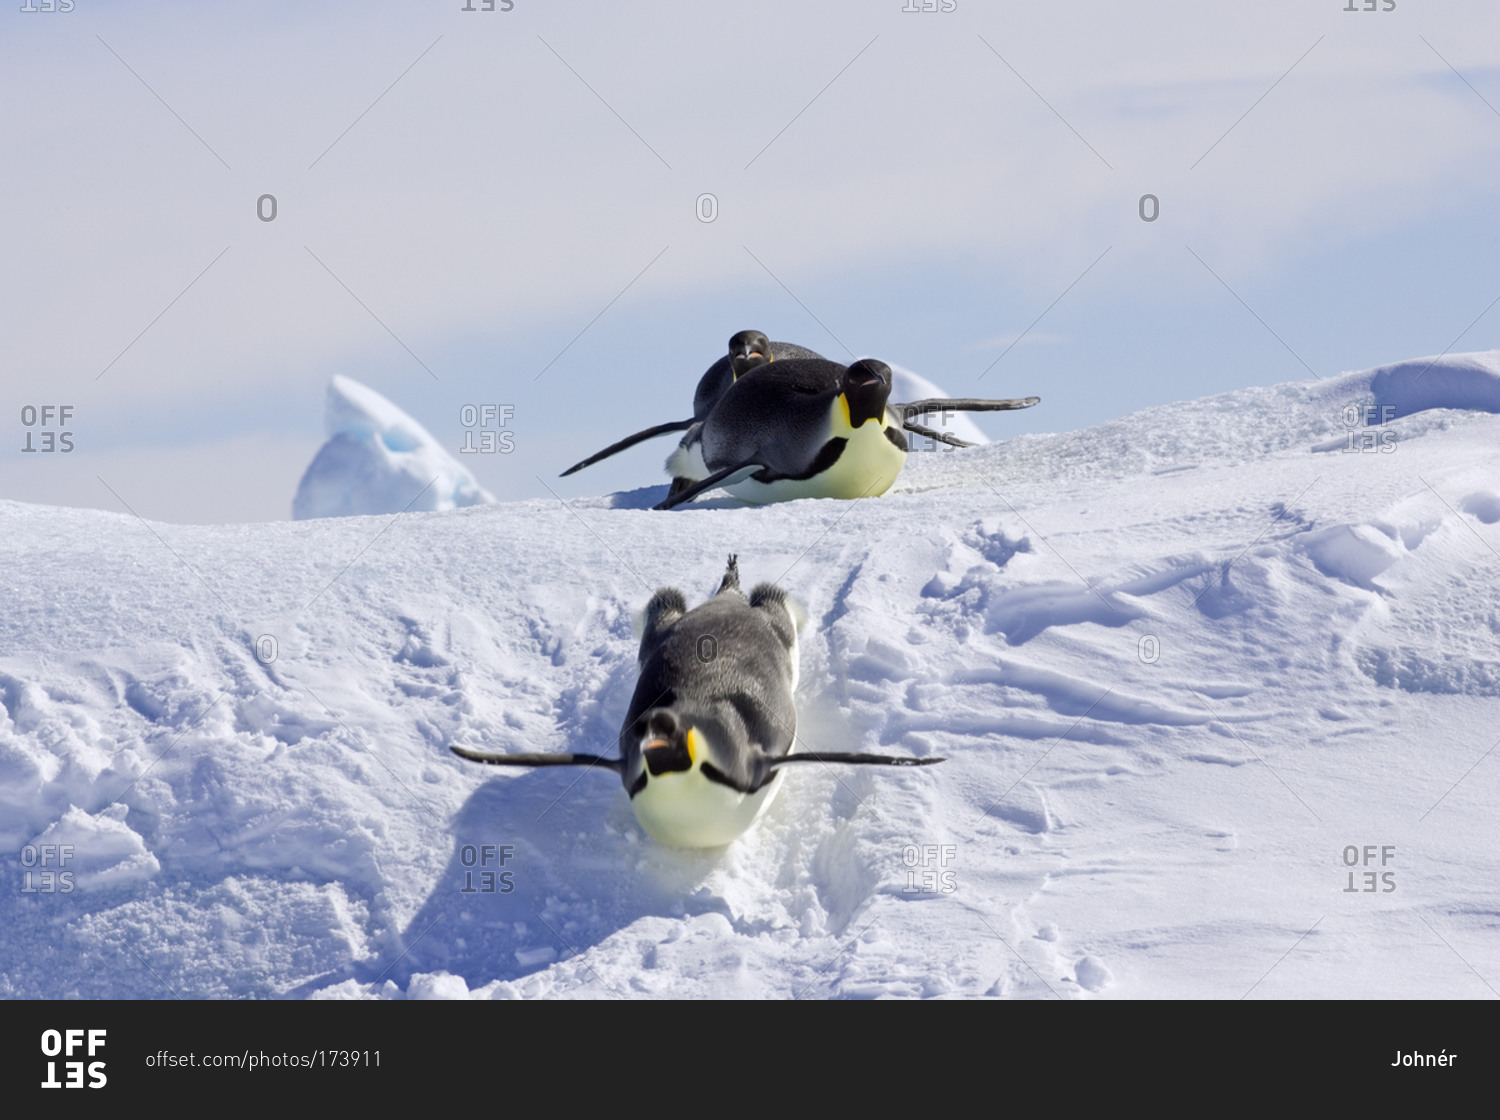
top-left (655, 357), bottom-right (1039, 510)
top-left (450, 555), bottom-right (941, 848)
top-left (560, 331), bottom-right (1040, 504)
top-left (559, 331), bottom-right (824, 478)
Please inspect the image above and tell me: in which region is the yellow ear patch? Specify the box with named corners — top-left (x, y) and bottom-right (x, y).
top-left (686, 727), bottom-right (699, 765)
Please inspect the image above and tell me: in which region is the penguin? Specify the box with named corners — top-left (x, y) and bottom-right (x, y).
top-left (655, 358), bottom-right (1041, 510)
top-left (559, 331), bottom-right (825, 478)
top-left (692, 330), bottom-right (825, 423)
top-left (450, 555), bottom-right (941, 848)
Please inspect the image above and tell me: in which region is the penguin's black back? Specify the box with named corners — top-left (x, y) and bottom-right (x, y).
top-left (622, 580), bottom-right (798, 789)
top-left (696, 358), bottom-right (859, 472)
top-left (692, 341), bottom-right (826, 420)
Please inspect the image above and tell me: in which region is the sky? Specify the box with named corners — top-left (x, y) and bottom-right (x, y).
top-left (2, 0), bottom-right (1498, 523)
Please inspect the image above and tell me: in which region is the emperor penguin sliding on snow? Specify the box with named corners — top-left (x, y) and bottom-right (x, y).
top-left (558, 329), bottom-right (1040, 487)
top-left (450, 555), bottom-right (941, 848)
top-left (656, 357), bottom-right (1039, 510)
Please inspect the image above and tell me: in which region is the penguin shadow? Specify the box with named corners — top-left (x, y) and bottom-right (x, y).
top-left (357, 764), bottom-right (748, 995)
top-left (600, 483), bottom-right (745, 512)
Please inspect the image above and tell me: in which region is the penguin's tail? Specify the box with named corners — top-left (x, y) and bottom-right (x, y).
top-left (716, 554), bottom-right (740, 594)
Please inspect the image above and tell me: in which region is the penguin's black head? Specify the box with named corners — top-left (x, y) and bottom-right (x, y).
top-left (728, 330), bottom-right (772, 378)
top-left (631, 707), bottom-right (696, 778)
top-left (841, 359), bottom-right (894, 427)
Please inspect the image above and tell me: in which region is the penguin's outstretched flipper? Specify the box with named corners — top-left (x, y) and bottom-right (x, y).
top-left (901, 420), bottom-right (974, 448)
top-left (891, 396), bottom-right (1039, 445)
top-left (560, 419), bottom-right (696, 477)
top-left (652, 461), bottom-right (764, 511)
top-left (450, 746), bottom-right (622, 771)
top-left (894, 396), bottom-right (1041, 414)
top-left (771, 752), bottom-right (945, 768)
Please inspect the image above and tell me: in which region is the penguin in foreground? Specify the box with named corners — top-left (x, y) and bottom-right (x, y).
top-left (559, 331), bottom-right (824, 478)
top-left (656, 358), bottom-right (1040, 510)
top-left (450, 555), bottom-right (941, 848)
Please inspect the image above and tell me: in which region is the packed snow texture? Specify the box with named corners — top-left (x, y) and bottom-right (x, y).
top-left (292, 375), bottom-right (495, 520)
top-left (3, 352), bottom-right (1498, 999)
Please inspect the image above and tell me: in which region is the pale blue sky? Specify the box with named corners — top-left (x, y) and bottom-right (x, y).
top-left (2, 0), bottom-right (1497, 521)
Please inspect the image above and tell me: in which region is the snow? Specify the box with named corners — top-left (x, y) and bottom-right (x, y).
top-left (2, 351), bottom-right (1497, 999)
top-left (292, 375), bottom-right (495, 520)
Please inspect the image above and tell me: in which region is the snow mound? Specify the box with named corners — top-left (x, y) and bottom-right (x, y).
top-left (1365, 350), bottom-right (1500, 420)
top-left (292, 375), bottom-right (494, 520)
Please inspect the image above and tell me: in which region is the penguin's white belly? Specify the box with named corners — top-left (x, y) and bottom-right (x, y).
top-left (728, 415), bottom-right (906, 505)
top-left (666, 437), bottom-right (709, 482)
top-left (630, 767), bottom-right (786, 848)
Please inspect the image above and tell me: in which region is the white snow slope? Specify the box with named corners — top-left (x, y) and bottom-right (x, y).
top-left (292, 375), bottom-right (494, 520)
top-left (3, 351), bottom-right (1498, 1000)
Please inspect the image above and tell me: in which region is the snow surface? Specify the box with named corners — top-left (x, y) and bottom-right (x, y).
top-left (3, 352), bottom-right (1498, 999)
top-left (292, 375), bottom-right (494, 520)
